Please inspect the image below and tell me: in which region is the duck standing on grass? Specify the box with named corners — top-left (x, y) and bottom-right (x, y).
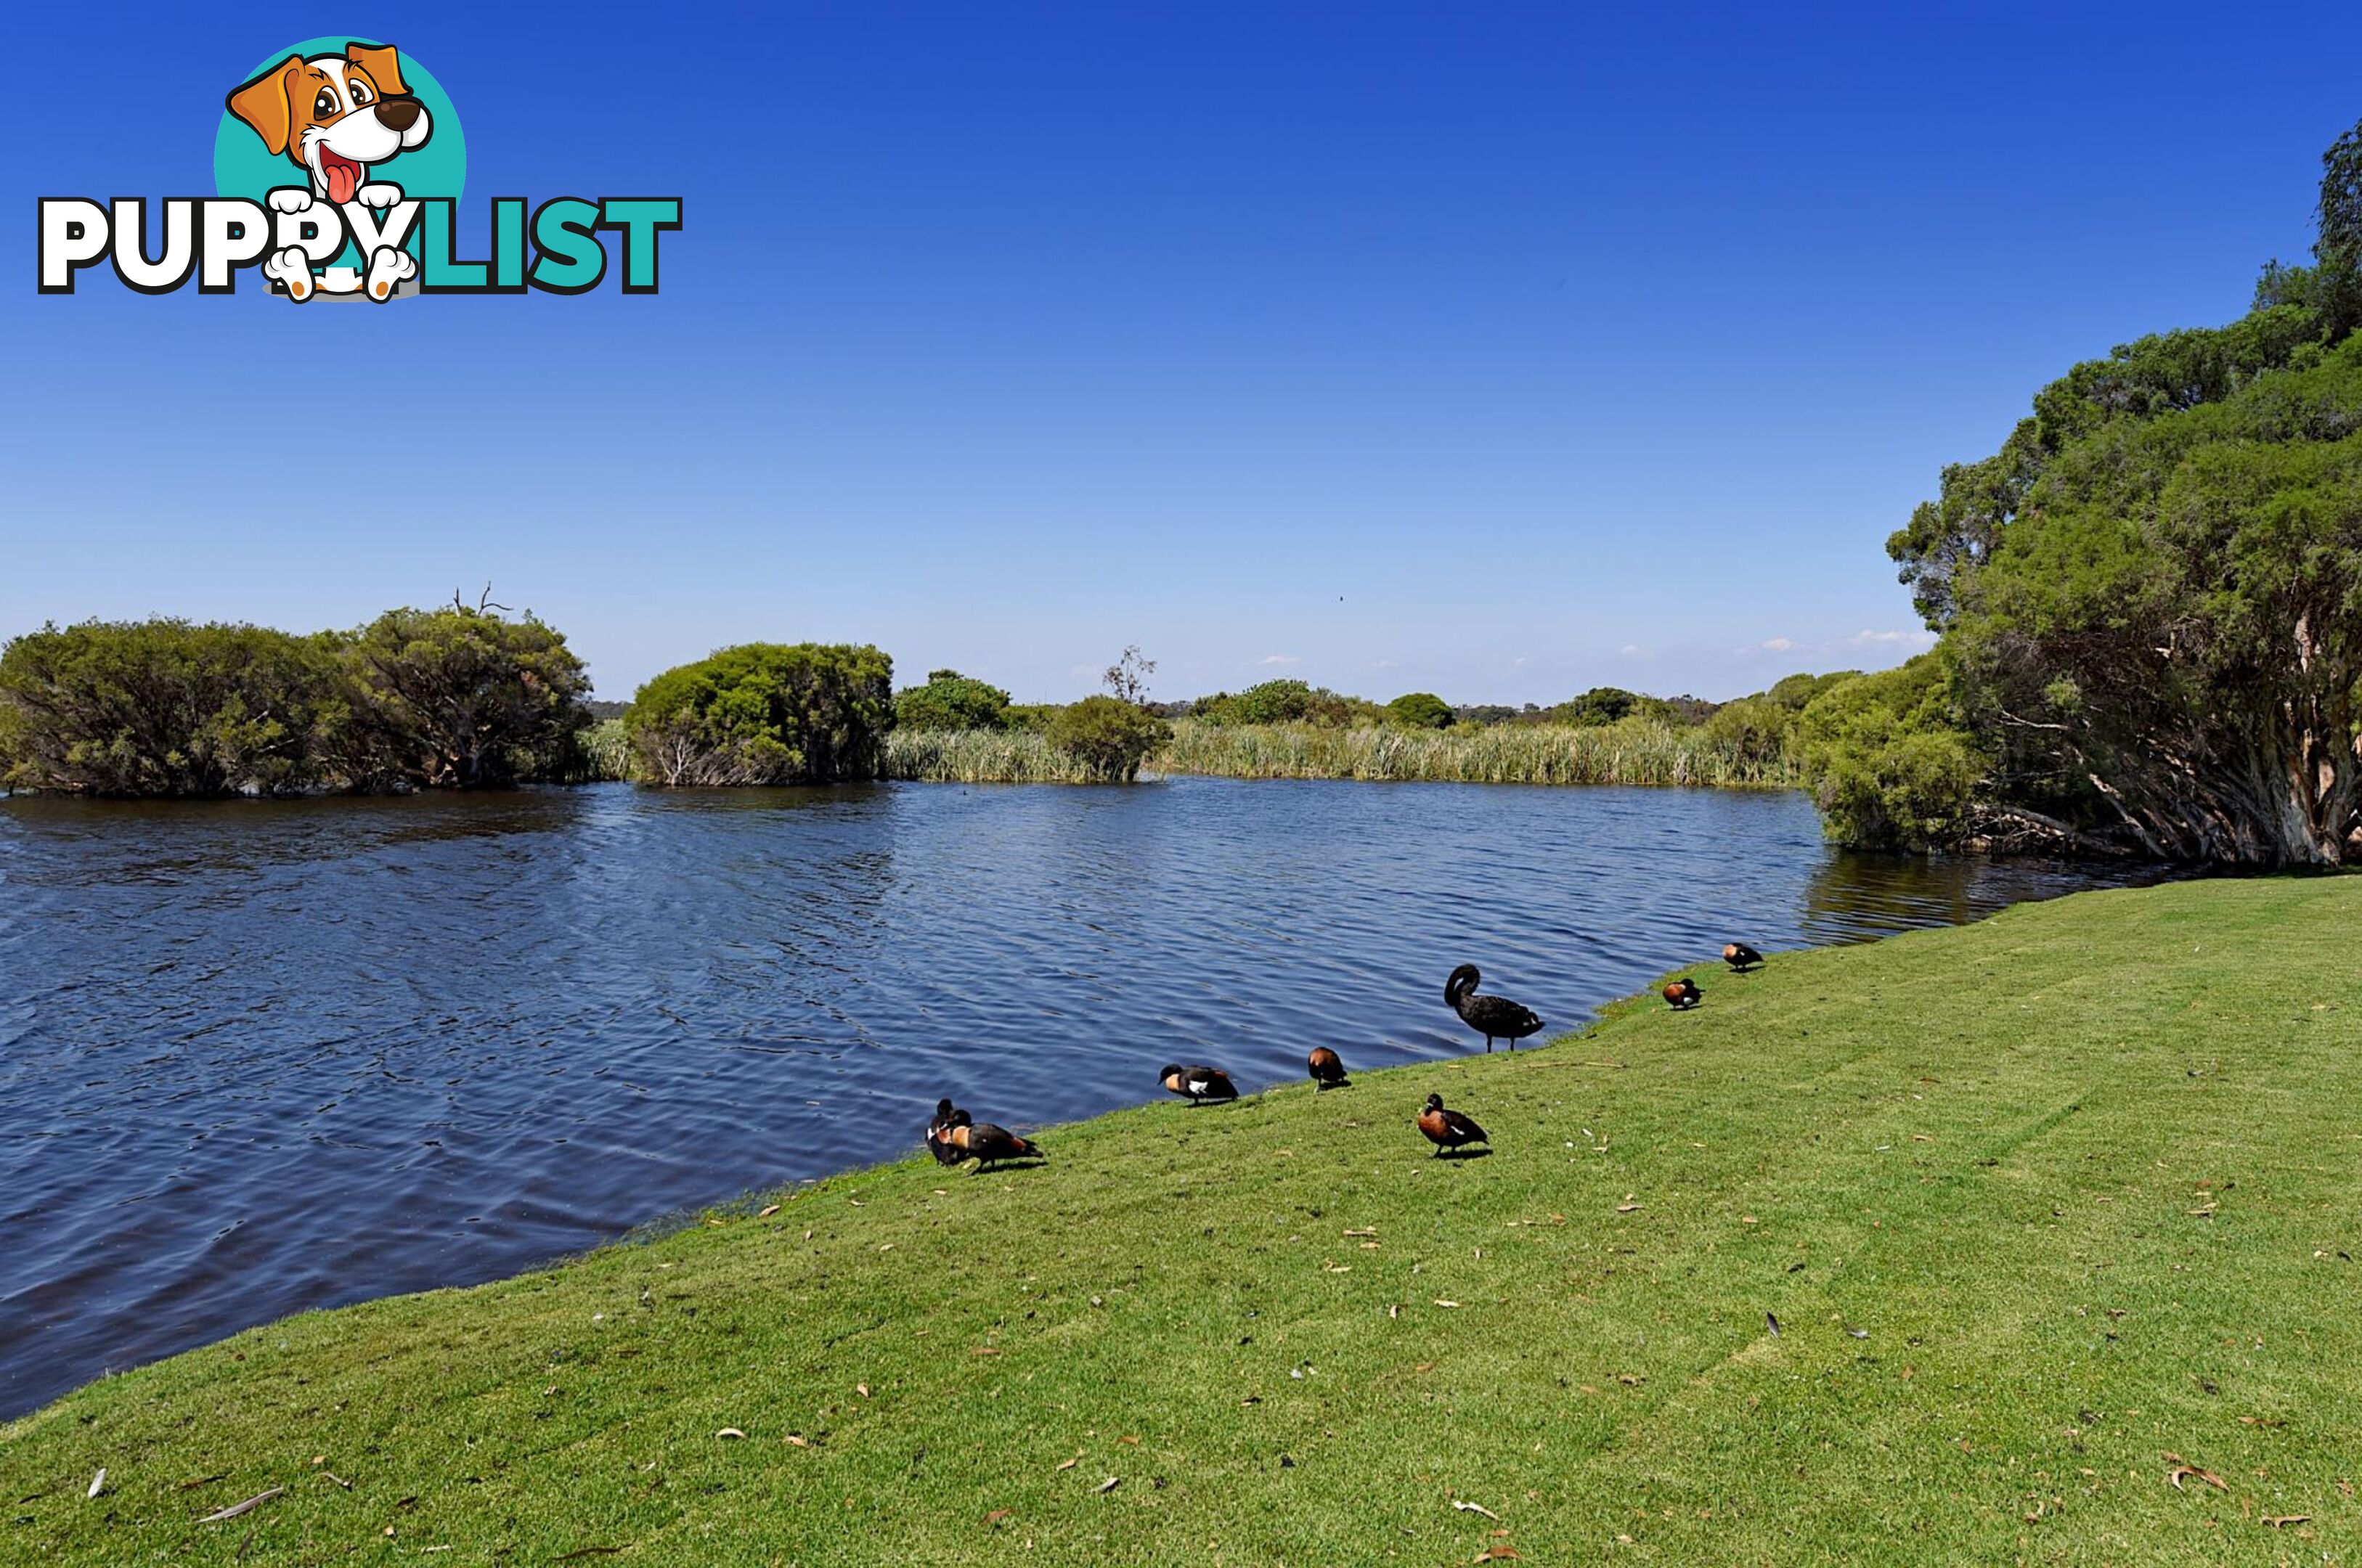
top-left (1159, 1063), bottom-right (1240, 1104)
top-left (926, 1098), bottom-right (966, 1165)
top-left (1416, 1093), bottom-right (1488, 1157)
top-left (1306, 1047), bottom-right (1350, 1090)
top-left (1445, 964), bottom-right (1544, 1052)
top-left (944, 1118), bottom-right (1043, 1170)
top-left (1663, 977), bottom-right (1702, 1010)
top-left (1723, 941), bottom-right (1764, 971)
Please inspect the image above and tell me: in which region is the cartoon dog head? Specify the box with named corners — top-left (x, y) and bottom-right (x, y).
top-left (227, 43), bottom-right (432, 205)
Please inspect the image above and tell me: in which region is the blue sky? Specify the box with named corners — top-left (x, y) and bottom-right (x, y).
top-left (2, 3), bottom-right (2353, 705)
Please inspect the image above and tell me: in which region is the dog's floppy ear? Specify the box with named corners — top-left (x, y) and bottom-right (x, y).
top-left (346, 41), bottom-right (408, 97)
top-left (227, 54), bottom-right (305, 156)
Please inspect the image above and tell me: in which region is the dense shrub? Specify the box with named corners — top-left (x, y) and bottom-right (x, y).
top-left (1383, 691), bottom-right (1454, 730)
top-left (627, 642), bottom-right (893, 786)
top-left (0, 620), bottom-right (345, 796)
top-left (894, 669), bottom-right (1011, 732)
top-left (335, 606), bottom-right (590, 789)
top-left (1794, 657), bottom-right (1988, 851)
top-left (1047, 696), bottom-right (1170, 782)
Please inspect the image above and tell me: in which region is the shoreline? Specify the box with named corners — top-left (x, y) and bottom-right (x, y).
top-left (9, 875), bottom-right (2354, 1563)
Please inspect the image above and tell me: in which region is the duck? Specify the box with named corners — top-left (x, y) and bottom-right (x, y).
top-left (925, 1098), bottom-right (966, 1166)
top-left (1159, 1063), bottom-right (1240, 1104)
top-left (945, 1118), bottom-right (1042, 1169)
top-left (1415, 1093), bottom-right (1488, 1157)
top-left (1663, 977), bottom-right (1702, 1010)
top-left (1722, 941), bottom-right (1764, 971)
top-left (1306, 1047), bottom-right (1350, 1090)
top-left (1445, 963), bottom-right (1544, 1052)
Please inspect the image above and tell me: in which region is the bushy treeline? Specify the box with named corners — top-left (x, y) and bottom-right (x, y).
top-left (1820, 115), bottom-right (2362, 864)
top-left (0, 608), bottom-right (592, 796)
top-left (1181, 677), bottom-right (1723, 732)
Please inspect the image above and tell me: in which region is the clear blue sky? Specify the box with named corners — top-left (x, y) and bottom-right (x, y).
top-left (2, 2), bottom-right (2353, 704)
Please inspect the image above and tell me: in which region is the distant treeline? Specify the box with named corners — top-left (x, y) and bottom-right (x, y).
top-left (0, 613), bottom-right (1849, 800)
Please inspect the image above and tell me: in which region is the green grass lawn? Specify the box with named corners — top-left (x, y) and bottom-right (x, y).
top-left (7, 876), bottom-right (2360, 1565)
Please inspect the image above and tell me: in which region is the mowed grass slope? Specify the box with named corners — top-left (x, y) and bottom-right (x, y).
top-left (6, 878), bottom-right (2360, 1565)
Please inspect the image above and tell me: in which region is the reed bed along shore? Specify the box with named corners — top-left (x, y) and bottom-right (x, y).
top-left (1157, 718), bottom-right (1793, 788)
top-left (881, 727), bottom-right (1113, 784)
top-left (579, 718), bottom-right (1792, 789)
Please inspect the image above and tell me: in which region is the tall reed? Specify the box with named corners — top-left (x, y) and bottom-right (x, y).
top-left (881, 727), bottom-right (1112, 784)
top-left (1156, 719), bottom-right (1795, 788)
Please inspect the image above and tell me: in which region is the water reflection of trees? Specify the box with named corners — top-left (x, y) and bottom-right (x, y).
top-left (1803, 851), bottom-right (2175, 947)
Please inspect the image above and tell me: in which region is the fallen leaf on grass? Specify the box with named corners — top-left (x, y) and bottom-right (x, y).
top-left (197, 1487), bottom-right (284, 1524)
top-left (972, 1347), bottom-right (1001, 1356)
top-left (86, 1470), bottom-right (104, 1500)
top-left (1474, 1548), bottom-right (1521, 1563)
top-left (2265, 1514), bottom-right (2310, 1528)
top-left (1615, 1203), bottom-right (1640, 1214)
top-left (984, 1508), bottom-right (1012, 1525)
top-left (1240, 1395), bottom-right (1261, 1406)
top-left (1056, 1458), bottom-right (1080, 1472)
top-left (1414, 1362), bottom-right (1437, 1373)
top-left (856, 1384), bottom-right (870, 1398)
top-left (322, 1472), bottom-right (352, 1490)
top-left (2164, 1453), bottom-right (2228, 1491)
top-left (176, 1474), bottom-right (228, 1490)
top-left (1616, 1373), bottom-right (1646, 1387)
top-left (715, 1428), bottom-right (746, 1440)
top-left (1345, 1227), bottom-right (1378, 1238)
top-left (756, 1204), bottom-right (780, 1218)
top-left (783, 1435), bottom-right (812, 1448)
top-left (1433, 1299), bottom-right (1462, 1309)
top-left (1095, 1477), bottom-right (1121, 1494)
top-left (1118, 1436), bottom-right (1140, 1446)
top-left (1451, 1499), bottom-right (1502, 1519)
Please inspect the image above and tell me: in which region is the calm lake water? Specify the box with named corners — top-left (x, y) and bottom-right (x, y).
top-left (0, 777), bottom-right (2162, 1418)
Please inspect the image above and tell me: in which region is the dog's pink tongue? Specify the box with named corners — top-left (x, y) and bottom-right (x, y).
top-left (326, 163), bottom-right (359, 205)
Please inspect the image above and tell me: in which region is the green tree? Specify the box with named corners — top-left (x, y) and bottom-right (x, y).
top-left (1193, 679), bottom-right (1357, 725)
top-left (894, 669), bottom-right (1011, 732)
top-left (0, 619), bottom-right (343, 796)
top-left (1047, 695), bottom-right (1170, 782)
top-left (335, 604), bottom-right (590, 789)
top-left (627, 642), bottom-right (894, 787)
top-left (1383, 691), bottom-right (1454, 730)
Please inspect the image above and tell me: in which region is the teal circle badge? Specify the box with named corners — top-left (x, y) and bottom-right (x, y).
top-left (213, 38), bottom-right (465, 287)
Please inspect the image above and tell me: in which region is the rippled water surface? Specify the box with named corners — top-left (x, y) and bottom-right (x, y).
top-left (0, 778), bottom-right (2163, 1416)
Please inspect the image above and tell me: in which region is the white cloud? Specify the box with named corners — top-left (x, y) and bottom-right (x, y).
top-left (1258, 653), bottom-right (1299, 666)
top-left (1849, 628), bottom-right (1938, 648)
top-left (1760, 637), bottom-right (1794, 653)
top-left (1618, 644), bottom-right (1647, 659)
top-left (1510, 656), bottom-right (1528, 669)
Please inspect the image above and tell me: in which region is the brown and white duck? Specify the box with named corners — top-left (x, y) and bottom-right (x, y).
top-left (1415, 1093), bottom-right (1488, 1157)
top-left (1159, 1063), bottom-right (1240, 1104)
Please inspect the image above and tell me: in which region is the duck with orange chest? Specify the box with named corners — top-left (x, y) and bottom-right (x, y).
top-left (1722, 941), bottom-right (1764, 972)
top-left (1663, 976), bottom-right (1701, 1010)
top-left (1159, 1063), bottom-right (1240, 1105)
top-left (1415, 1093), bottom-right (1488, 1157)
top-left (925, 1098), bottom-right (966, 1165)
top-left (1306, 1046), bottom-right (1350, 1090)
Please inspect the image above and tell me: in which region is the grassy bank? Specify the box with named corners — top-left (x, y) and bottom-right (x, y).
top-left (1158, 717), bottom-right (1791, 787)
top-left (12, 877), bottom-right (2357, 1564)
